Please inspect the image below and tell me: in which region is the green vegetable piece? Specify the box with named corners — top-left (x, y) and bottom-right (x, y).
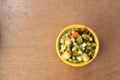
top-left (72, 50), bottom-right (80, 56)
top-left (85, 35), bottom-right (90, 39)
top-left (72, 56), bottom-right (76, 60)
top-left (87, 46), bottom-right (93, 50)
top-left (62, 51), bottom-right (71, 60)
top-left (66, 49), bottom-right (71, 54)
top-left (72, 47), bottom-right (77, 52)
top-left (65, 37), bottom-right (71, 47)
top-left (78, 47), bottom-right (82, 51)
top-left (82, 53), bottom-right (90, 62)
top-left (87, 42), bottom-right (91, 46)
top-left (76, 36), bottom-right (83, 44)
top-left (85, 49), bottom-right (89, 53)
top-left (92, 43), bottom-right (96, 47)
top-left (73, 59), bottom-right (79, 63)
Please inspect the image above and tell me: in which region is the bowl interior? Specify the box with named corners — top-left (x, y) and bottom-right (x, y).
top-left (56, 24), bottom-right (99, 67)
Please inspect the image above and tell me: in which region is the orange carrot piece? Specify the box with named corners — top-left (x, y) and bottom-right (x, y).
top-left (70, 32), bottom-right (80, 38)
top-left (81, 27), bottom-right (86, 32)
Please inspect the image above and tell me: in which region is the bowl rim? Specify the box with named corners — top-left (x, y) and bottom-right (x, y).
top-left (56, 24), bottom-right (99, 67)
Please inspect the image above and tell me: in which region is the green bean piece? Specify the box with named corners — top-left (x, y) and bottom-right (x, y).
top-left (76, 36), bottom-right (83, 44)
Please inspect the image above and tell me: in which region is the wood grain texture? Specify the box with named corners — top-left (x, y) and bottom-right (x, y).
top-left (0, 0), bottom-right (120, 80)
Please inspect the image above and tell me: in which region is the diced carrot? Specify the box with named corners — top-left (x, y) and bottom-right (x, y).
top-left (81, 27), bottom-right (86, 32)
top-left (70, 32), bottom-right (80, 38)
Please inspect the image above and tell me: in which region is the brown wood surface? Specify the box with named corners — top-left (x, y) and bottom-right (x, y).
top-left (0, 0), bottom-right (120, 80)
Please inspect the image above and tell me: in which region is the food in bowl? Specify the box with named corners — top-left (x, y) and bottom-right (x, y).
top-left (59, 27), bottom-right (97, 63)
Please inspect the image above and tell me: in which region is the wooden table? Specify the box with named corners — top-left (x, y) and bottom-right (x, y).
top-left (0, 0), bottom-right (120, 80)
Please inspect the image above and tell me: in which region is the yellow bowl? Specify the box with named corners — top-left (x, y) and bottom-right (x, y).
top-left (56, 24), bottom-right (99, 67)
